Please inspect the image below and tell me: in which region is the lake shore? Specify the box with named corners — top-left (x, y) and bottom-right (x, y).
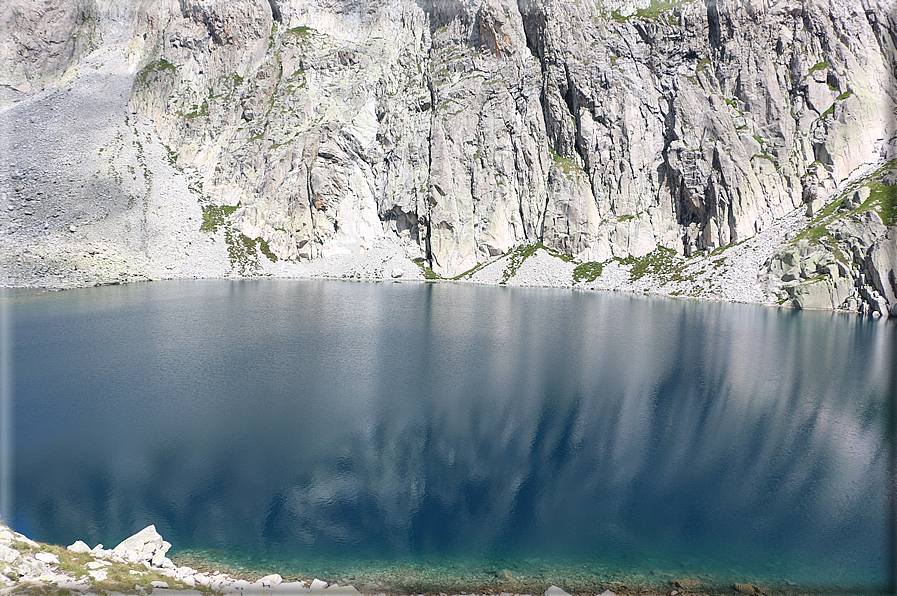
top-left (0, 523), bottom-right (854, 596)
top-left (5, 202), bottom-right (892, 318)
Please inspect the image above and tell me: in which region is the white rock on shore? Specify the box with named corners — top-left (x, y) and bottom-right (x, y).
top-left (0, 522), bottom-right (643, 596)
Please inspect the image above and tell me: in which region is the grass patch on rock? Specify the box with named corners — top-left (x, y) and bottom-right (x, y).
top-left (617, 246), bottom-right (688, 283)
top-left (793, 159), bottom-right (897, 245)
top-left (415, 261), bottom-right (441, 280)
top-left (286, 26), bottom-right (313, 36)
top-left (572, 261), bottom-right (603, 284)
top-left (501, 243), bottom-right (539, 283)
top-left (226, 231), bottom-right (278, 274)
top-left (869, 178), bottom-right (897, 226)
top-left (136, 58), bottom-right (176, 85)
top-left (497, 242), bottom-right (571, 284)
top-left (4, 540), bottom-right (209, 596)
top-left (198, 203), bottom-right (278, 273)
top-left (200, 203), bottom-right (239, 232)
top-left (548, 147), bottom-right (584, 179)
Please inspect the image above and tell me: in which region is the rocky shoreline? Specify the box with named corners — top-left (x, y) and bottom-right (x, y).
top-left (0, 523), bottom-right (854, 596)
top-left (4, 198), bottom-right (895, 320)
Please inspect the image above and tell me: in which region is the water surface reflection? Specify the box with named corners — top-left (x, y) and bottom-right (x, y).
top-left (8, 280), bottom-right (894, 591)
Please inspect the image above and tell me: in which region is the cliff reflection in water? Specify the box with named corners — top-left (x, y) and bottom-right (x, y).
top-left (10, 280), bottom-right (894, 589)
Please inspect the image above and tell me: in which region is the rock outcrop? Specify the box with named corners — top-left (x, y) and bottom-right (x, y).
top-left (0, 0), bottom-right (100, 96)
top-left (763, 165), bottom-right (897, 315)
top-left (112, 524), bottom-right (175, 568)
top-left (0, 521), bottom-right (347, 593)
top-left (1, 0), bottom-right (895, 315)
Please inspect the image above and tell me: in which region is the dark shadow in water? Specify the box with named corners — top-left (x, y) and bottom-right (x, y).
top-left (888, 322), bottom-right (896, 595)
top-left (7, 281), bottom-right (896, 593)
top-left (881, 4), bottom-right (896, 592)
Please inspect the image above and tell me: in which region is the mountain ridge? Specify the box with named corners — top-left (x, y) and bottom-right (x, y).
top-left (1, 0), bottom-right (895, 315)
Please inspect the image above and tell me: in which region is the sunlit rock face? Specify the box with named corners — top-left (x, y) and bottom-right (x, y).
top-left (119, 0), bottom-right (896, 275)
top-left (1, 0), bottom-right (894, 312)
top-left (0, 0), bottom-right (101, 94)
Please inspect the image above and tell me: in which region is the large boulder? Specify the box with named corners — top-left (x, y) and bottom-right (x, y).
top-left (866, 230), bottom-right (897, 315)
top-left (66, 540), bottom-right (90, 554)
top-left (112, 525), bottom-right (174, 568)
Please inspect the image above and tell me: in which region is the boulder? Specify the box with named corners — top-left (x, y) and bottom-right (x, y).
top-left (0, 544), bottom-right (22, 565)
top-left (34, 552), bottom-right (59, 565)
top-left (545, 586), bottom-right (572, 596)
top-left (788, 277), bottom-right (840, 309)
top-left (866, 233), bottom-right (897, 315)
top-left (66, 540), bottom-right (90, 554)
top-left (309, 578), bottom-right (328, 591)
top-left (112, 525), bottom-right (170, 566)
top-left (841, 186), bottom-right (870, 210)
top-left (260, 573), bottom-right (283, 587)
top-left (322, 586), bottom-right (361, 596)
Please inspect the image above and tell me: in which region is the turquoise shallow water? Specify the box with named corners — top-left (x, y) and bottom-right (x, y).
top-left (168, 549), bottom-right (870, 594)
top-left (4, 280), bottom-right (895, 594)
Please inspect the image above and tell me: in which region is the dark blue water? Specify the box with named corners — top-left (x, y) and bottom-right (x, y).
top-left (3, 280), bottom-right (894, 593)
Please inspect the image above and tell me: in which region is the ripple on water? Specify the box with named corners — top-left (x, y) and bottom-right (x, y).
top-left (170, 550), bottom-right (869, 596)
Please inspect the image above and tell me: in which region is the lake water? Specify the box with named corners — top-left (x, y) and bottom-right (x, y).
top-left (3, 280), bottom-right (895, 594)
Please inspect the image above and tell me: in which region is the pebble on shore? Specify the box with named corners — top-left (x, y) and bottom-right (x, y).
top-left (0, 523), bottom-right (780, 596)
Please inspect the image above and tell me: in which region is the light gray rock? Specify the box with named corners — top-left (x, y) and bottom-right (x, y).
top-left (544, 586), bottom-right (572, 596)
top-left (89, 567), bottom-right (109, 581)
top-left (0, 0), bottom-right (100, 94)
top-left (866, 231), bottom-right (897, 316)
top-left (260, 573), bottom-right (284, 587)
top-left (274, 581), bottom-right (312, 593)
top-left (112, 525), bottom-right (170, 566)
top-left (841, 187), bottom-right (870, 211)
top-left (119, 0), bottom-right (897, 278)
top-left (309, 578), bottom-right (328, 591)
top-left (0, 544), bottom-right (22, 565)
top-left (0, 0), bottom-right (895, 318)
top-left (66, 540), bottom-right (91, 553)
top-left (34, 552), bottom-right (59, 565)
top-left (175, 565), bottom-right (197, 579)
top-left (194, 573), bottom-right (212, 587)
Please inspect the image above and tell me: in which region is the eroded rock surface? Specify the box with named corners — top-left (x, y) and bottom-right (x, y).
top-left (1, 0), bottom-right (895, 315)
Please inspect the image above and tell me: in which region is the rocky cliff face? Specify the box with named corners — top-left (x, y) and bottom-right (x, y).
top-left (2, 0), bottom-right (896, 315)
top-left (0, 0), bottom-right (101, 96)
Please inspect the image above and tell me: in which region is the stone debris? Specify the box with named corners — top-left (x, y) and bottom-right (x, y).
top-left (0, 518), bottom-right (380, 595)
top-left (0, 521), bottom-right (753, 596)
top-left (0, 0), bottom-right (894, 318)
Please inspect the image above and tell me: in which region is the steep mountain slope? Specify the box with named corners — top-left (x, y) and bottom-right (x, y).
top-left (1, 0), bottom-right (896, 315)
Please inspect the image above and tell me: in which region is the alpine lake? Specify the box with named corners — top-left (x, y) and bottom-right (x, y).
top-left (4, 279), bottom-right (895, 594)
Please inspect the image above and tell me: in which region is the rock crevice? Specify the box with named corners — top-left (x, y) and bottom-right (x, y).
top-left (1, 0), bottom-right (895, 315)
